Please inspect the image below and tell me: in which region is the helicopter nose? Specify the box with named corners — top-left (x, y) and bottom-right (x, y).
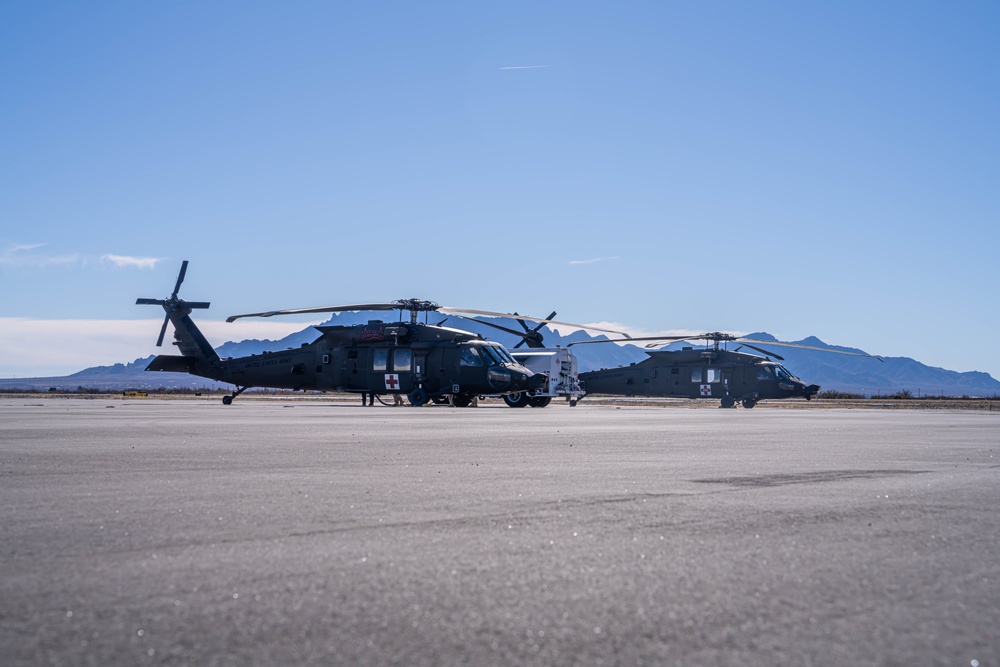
top-left (524, 372), bottom-right (547, 392)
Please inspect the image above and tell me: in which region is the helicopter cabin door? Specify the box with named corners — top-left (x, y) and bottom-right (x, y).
top-left (453, 344), bottom-right (487, 394)
top-left (652, 366), bottom-right (683, 395)
top-left (371, 347), bottom-right (415, 395)
top-left (689, 366), bottom-right (727, 398)
top-left (343, 347), bottom-right (369, 391)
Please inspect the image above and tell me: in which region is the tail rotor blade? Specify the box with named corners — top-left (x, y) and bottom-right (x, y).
top-left (172, 260), bottom-right (189, 297)
top-left (155, 314), bottom-right (170, 347)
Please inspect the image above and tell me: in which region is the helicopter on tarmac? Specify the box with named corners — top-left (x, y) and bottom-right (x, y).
top-left (465, 313), bottom-right (587, 408)
top-left (137, 261), bottom-right (625, 406)
top-left (572, 332), bottom-right (883, 408)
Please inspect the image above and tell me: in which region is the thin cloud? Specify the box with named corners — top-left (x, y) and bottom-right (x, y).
top-left (499, 65), bottom-right (552, 70)
top-left (568, 256), bottom-right (620, 265)
top-left (0, 242), bottom-right (80, 268)
top-left (8, 242), bottom-right (46, 253)
top-left (101, 254), bottom-right (162, 269)
top-left (0, 244), bottom-right (161, 270)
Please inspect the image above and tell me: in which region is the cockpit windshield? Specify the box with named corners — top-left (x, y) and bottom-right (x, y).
top-left (478, 343), bottom-right (516, 366)
top-left (491, 344), bottom-right (515, 364)
top-left (774, 365), bottom-right (795, 381)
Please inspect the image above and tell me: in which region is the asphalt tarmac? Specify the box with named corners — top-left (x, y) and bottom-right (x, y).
top-left (2, 397), bottom-right (998, 667)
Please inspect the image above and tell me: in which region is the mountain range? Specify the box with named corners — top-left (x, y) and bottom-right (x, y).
top-left (2, 311), bottom-right (998, 397)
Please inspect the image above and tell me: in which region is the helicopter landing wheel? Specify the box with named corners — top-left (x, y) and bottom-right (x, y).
top-left (528, 396), bottom-right (551, 408)
top-left (720, 396), bottom-right (736, 409)
top-left (741, 398), bottom-right (757, 409)
top-left (222, 386), bottom-right (248, 405)
top-left (408, 388), bottom-right (429, 407)
top-left (503, 392), bottom-right (530, 408)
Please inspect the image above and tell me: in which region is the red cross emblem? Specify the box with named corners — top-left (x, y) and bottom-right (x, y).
top-left (700, 384), bottom-right (712, 396)
top-left (385, 374), bottom-right (400, 390)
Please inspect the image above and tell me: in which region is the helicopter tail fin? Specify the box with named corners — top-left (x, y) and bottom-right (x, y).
top-left (136, 261), bottom-right (220, 367)
top-left (145, 355), bottom-right (200, 373)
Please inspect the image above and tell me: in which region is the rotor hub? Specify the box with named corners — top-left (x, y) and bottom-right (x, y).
top-left (392, 299), bottom-right (440, 312)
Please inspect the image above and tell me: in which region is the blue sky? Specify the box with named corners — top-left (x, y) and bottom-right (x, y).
top-left (2, 1), bottom-right (998, 380)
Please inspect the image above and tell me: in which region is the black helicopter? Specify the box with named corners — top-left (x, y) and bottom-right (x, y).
top-left (573, 332), bottom-right (883, 408)
top-left (137, 261), bottom-right (622, 406)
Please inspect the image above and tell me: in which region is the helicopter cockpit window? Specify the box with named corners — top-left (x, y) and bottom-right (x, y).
top-left (757, 366), bottom-right (774, 380)
top-left (372, 349), bottom-right (388, 371)
top-left (392, 349), bottom-right (412, 371)
top-left (493, 345), bottom-right (515, 364)
top-left (774, 365), bottom-right (794, 380)
top-left (479, 345), bottom-right (505, 366)
top-left (460, 347), bottom-right (484, 367)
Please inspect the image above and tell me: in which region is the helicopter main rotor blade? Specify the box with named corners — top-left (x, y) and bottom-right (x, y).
top-left (226, 303), bottom-right (401, 323)
top-left (513, 311), bottom-right (556, 333)
top-left (733, 338), bottom-right (884, 360)
top-left (568, 335), bottom-right (693, 348)
top-left (611, 332), bottom-right (882, 361)
top-left (630, 331), bottom-right (883, 361)
top-left (535, 312), bottom-right (557, 333)
top-left (509, 310), bottom-right (556, 348)
top-left (437, 307), bottom-right (631, 338)
top-left (738, 343), bottom-right (784, 361)
top-left (468, 318), bottom-right (537, 338)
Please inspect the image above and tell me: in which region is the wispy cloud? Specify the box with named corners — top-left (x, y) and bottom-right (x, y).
top-left (0, 243), bottom-right (80, 268)
top-left (499, 65), bottom-right (552, 70)
top-left (101, 254), bottom-right (162, 269)
top-left (568, 256), bottom-right (620, 265)
top-left (0, 243), bottom-right (162, 270)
